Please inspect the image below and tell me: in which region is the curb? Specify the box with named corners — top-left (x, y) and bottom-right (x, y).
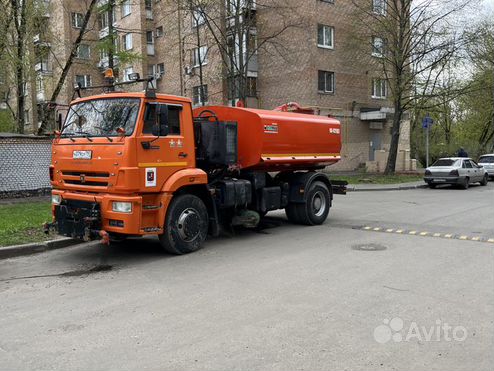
top-left (0, 237), bottom-right (82, 260)
top-left (347, 183), bottom-right (428, 192)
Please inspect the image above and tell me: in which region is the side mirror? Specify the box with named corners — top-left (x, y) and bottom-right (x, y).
top-left (152, 104), bottom-right (169, 136)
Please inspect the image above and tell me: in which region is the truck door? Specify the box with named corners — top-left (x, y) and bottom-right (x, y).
top-left (137, 102), bottom-right (190, 191)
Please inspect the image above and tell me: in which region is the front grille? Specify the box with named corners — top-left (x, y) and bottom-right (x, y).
top-left (61, 170), bottom-right (109, 187)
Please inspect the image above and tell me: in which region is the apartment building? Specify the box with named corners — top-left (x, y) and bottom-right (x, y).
top-left (31, 0), bottom-right (413, 171)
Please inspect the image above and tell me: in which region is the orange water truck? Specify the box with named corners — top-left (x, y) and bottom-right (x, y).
top-left (45, 76), bottom-right (345, 254)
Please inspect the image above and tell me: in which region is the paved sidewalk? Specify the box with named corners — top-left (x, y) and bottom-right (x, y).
top-left (347, 181), bottom-right (427, 192)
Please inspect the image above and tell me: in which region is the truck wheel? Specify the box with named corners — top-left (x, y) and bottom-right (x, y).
top-left (296, 181), bottom-right (331, 225)
top-left (159, 194), bottom-right (208, 255)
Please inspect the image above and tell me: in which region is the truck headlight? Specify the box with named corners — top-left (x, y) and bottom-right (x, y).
top-left (112, 201), bottom-right (132, 213)
top-left (52, 194), bottom-right (62, 205)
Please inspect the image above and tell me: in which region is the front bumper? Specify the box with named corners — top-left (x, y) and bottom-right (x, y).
top-left (51, 190), bottom-right (148, 238)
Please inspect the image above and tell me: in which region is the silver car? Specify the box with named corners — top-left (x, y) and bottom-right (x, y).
top-left (478, 154), bottom-right (494, 179)
top-left (424, 157), bottom-right (489, 189)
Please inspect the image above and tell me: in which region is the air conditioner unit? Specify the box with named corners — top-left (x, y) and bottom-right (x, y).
top-left (184, 66), bottom-right (193, 76)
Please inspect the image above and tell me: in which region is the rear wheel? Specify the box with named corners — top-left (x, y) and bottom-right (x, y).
top-left (159, 194), bottom-right (208, 255)
top-left (428, 183), bottom-right (436, 189)
top-left (461, 177), bottom-right (470, 189)
top-left (480, 174), bottom-right (488, 186)
top-left (290, 181), bottom-right (331, 225)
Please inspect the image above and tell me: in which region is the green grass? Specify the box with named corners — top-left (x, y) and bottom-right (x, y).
top-left (329, 174), bottom-right (423, 185)
top-left (0, 201), bottom-right (53, 247)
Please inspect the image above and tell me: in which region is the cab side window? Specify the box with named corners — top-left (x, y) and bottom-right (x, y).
top-left (142, 103), bottom-right (181, 135)
top-left (464, 160), bottom-right (473, 168)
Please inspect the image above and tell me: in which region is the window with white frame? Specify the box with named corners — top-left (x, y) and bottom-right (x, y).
top-left (192, 46), bottom-right (208, 67)
top-left (317, 24), bottom-right (334, 49)
top-left (156, 26), bottom-right (164, 37)
top-left (122, 33), bottom-right (133, 50)
top-left (145, 0), bottom-right (153, 19)
top-left (372, 36), bottom-right (384, 57)
top-left (146, 31), bottom-right (155, 55)
top-left (76, 44), bottom-right (90, 59)
top-left (373, 0), bottom-right (386, 15)
top-left (121, 0), bottom-right (131, 17)
top-left (123, 66), bottom-right (134, 82)
top-left (157, 63), bottom-right (165, 76)
top-left (193, 85), bottom-right (208, 106)
top-left (318, 70), bottom-right (335, 93)
top-left (71, 13), bottom-right (84, 28)
top-left (192, 7), bottom-right (205, 27)
top-left (372, 78), bottom-right (387, 98)
top-left (75, 75), bottom-right (91, 88)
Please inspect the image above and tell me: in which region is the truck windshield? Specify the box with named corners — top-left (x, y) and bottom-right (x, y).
top-left (62, 98), bottom-right (140, 137)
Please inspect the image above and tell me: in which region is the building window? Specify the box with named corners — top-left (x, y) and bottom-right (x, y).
top-left (76, 44), bottom-right (90, 59)
top-left (192, 7), bottom-right (205, 27)
top-left (156, 26), bottom-right (164, 37)
top-left (157, 63), bottom-right (165, 76)
top-left (145, 0), bottom-right (153, 19)
top-left (146, 31), bottom-right (155, 55)
top-left (123, 66), bottom-right (134, 82)
top-left (75, 75), bottom-right (91, 88)
top-left (122, 33), bottom-right (133, 50)
top-left (192, 46), bottom-right (208, 67)
top-left (318, 70), bottom-right (335, 93)
top-left (317, 24), bottom-right (334, 49)
top-left (373, 0), bottom-right (387, 15)
top-left (121, 0), bottom-right (131, 17)
top-left (372, 36), bottom-right (384, 57)
top-left (372, 78), bottom-right (387, 98)
top-left (193, 85), bottom-right (208, 106)
top-left (71, 12), bottom-right (84, 28)
top-left (319, 0), bottom-right (334, 3)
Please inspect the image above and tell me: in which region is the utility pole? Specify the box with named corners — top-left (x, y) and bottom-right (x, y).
top-left (108, 0), bottom-right (115, 70)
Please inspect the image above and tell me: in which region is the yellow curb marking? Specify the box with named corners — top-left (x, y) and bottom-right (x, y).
top-left (364, 226), bottom-right (372, 230)
top-left (488, 239), bottom-right (494, 243)
top-left (420, 232), bottom-right (429, 236)
top-left (459, 235), bottom-right (468, 240)
top-left (396, 230), bottom-right (403, 234)
top-left (386, 229), bottom-right (394, 233)
top-left (471, 237), bottom-right (480, 241)
top-left (409, 231), bottom-right (417, 235)
top-left (433, 233), bottom-right (441, 237)
top-left (444, 234), bottom-right (453, 238)
top-left (373, 227), bottom-right (381, 231)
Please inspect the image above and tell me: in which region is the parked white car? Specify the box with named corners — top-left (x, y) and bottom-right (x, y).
top-left (424, 157), bottom-right (489, 189)
top-left (478, 154), bottom-right (494, 179)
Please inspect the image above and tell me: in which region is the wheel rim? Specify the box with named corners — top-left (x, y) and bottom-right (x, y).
top-left (311, 191), bottom-right (327, 217)
top-left (176, 208), bottom-right (202, 242)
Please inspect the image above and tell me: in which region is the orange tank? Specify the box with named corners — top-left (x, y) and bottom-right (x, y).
top-left (193, 106), bottom-right (342, 171)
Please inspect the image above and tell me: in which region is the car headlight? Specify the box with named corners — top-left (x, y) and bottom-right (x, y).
top-left (112, 201), bottom-right (132, 213)
top-left (424, 170), bottom-right (431, 176)
top-left (52, 194), bottom-right (62, 205)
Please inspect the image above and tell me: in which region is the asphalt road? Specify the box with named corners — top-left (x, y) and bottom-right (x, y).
top-left (1, 182), bottom-right (493, 371)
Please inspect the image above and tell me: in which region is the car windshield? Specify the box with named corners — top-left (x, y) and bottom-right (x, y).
top-left (479, 156), bottom-right (494, 163)
top-left (62, 98), bottom-right (140, 137)
top-left (431, 159), bottom-right (459, 167)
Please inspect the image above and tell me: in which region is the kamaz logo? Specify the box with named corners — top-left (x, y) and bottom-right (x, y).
top-left (80, 174), bottom-right (86, 183)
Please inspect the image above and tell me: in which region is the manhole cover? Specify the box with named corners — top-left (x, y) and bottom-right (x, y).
top-left (352, 243), bottom-right (387, 251)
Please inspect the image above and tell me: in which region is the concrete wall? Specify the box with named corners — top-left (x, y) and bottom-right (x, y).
top-left (0, 135), bottom-right (52, 195)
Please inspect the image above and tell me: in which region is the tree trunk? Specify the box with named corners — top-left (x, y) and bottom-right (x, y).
top-left (385, 101), bottom-right (403, 175)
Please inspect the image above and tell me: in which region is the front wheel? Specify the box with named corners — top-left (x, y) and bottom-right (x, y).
top-left (159, 194), bottom-right (209, 255)
top-left (480, 174), bottom-right (488, 186)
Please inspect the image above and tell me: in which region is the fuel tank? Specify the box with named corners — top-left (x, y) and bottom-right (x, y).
top-left (193, 106), bottom-right (342, 171)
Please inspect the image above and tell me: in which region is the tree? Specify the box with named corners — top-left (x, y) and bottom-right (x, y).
top-left (352, 0), bottom-right (471, 173)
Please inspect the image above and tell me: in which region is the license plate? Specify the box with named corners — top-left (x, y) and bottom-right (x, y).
top-left (434, 178), bottom-right (446, 182)
top-left (73, 150), bottom-right (92, 160)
